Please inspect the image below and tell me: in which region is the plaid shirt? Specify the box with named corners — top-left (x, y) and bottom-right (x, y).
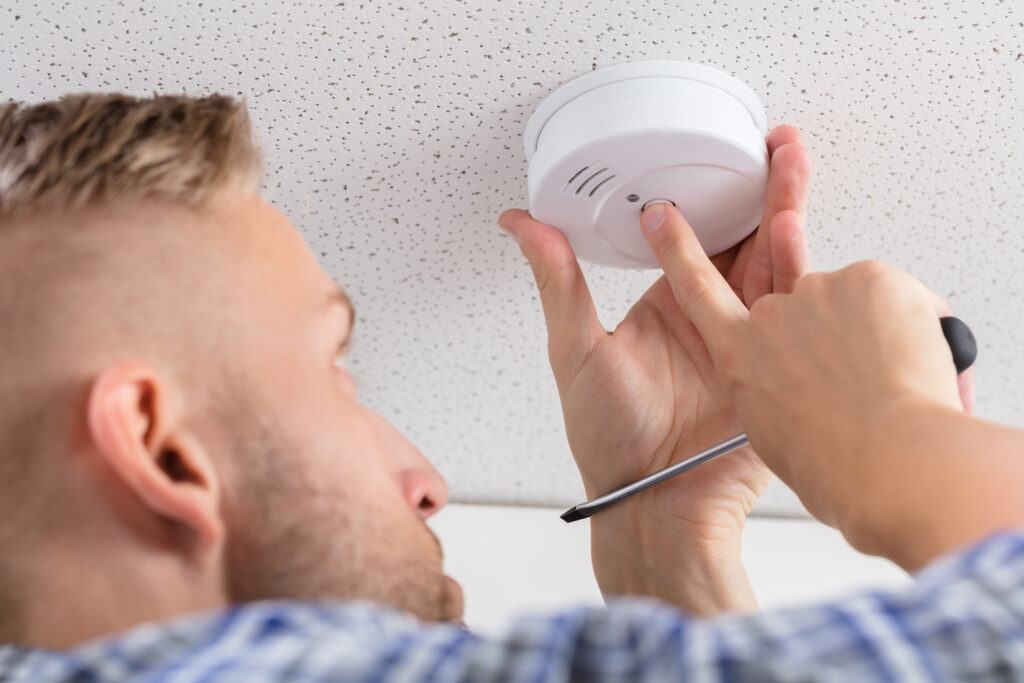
top-left (3, 528), bottom-right (1024, 682)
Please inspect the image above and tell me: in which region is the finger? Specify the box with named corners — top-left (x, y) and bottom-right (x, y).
top-left (739, 126), bottom-right (805, 303)
top-left (767, 124), bottom-right (805, 157)
top-left (639, 202), bottom-right (749, 359)
top-left (769, 209), bottom-right (811, 294)
top-left (725, 230), bottom-right (757, 293)
top-left (743, 133), bottom-right (813, 304)
top-left (497, 208), bottom-right (606, 373)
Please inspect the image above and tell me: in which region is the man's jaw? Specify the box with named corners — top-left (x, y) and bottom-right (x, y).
top-left (442, 574), bottom-right (465, 626)
top-left (424, 523), bottom-right (464, 623)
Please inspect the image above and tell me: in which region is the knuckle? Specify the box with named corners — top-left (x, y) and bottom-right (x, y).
top-left (532, 266), bottom-right (553, 298)
top-left (530, 254), bottom-right (578, 301)
top-left (674, 270), bottom-right (716, 318)
top-left (846, 259), bottom-right (891, 283)
top-left (772, 142), bottom-right (813, 179)
top-left (844, 260), bottom-right (907, 297)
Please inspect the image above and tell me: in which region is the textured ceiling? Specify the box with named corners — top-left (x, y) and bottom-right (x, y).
top-left (2, 1), bottom-right (1022, 517)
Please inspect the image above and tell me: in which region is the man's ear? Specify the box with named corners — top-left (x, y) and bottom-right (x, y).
top-left (86, 361), bottom-right (224, 554)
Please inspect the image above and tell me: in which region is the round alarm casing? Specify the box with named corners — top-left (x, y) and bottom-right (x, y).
top-left (524, 61), bottom-right (770, 269)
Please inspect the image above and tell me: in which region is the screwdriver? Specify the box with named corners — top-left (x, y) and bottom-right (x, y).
top-left (560, 316), bottom-right (978, 523)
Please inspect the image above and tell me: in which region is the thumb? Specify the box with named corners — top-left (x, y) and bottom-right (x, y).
top-left (639, 201), bottom-right (749, 362)
top-left (497, 209), bottom-right (605, 378)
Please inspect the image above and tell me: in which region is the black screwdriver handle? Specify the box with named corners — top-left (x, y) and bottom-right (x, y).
top-left (940, 316), bottom-right (977, 374)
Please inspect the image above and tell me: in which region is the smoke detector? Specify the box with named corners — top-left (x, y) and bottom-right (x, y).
top-left (524, 61), bottom-right (769, 269)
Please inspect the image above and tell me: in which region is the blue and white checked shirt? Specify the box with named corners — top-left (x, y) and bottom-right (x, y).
top-left (3, 528), bottom-right (1024, 681)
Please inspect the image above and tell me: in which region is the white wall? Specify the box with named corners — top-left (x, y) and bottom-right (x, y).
top-left (430, 503), bottom-right (910, 634)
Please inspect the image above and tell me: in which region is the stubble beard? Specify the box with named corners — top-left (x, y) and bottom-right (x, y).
top-left (218, 412), bottom-right (456, 622)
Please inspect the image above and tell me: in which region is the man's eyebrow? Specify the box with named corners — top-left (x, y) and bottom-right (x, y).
top-left (326, 287), bottom-right (355, 331)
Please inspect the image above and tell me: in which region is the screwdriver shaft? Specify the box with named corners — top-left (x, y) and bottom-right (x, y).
top-left (560, 433), bottom-right (750, 522)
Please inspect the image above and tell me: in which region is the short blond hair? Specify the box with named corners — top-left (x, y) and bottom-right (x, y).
top-left (0, 95), bottom-right (263, 640)
top-left (0, 93), bottom-right (261, 216)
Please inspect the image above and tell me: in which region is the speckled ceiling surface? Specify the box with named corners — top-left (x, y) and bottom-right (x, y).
top-left (2, 1), bottom-right (1022, 516)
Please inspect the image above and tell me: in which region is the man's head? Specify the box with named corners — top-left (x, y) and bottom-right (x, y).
top-left (0, 94), bottom-right (460, 647)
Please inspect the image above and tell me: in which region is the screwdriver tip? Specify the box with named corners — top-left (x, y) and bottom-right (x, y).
top-left (560, 506), bottom-right (585, 523)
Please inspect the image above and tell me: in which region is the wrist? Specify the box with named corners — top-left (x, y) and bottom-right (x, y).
top-left (837, 397), bottom-right (1019, 571)
top-left (833, 397), bottom-right (946, 559)
top-left (589, 493), bottom-right (758, 615)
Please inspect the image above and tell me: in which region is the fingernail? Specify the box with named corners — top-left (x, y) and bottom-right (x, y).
top-left (641, 203), bottom-right (667, 232)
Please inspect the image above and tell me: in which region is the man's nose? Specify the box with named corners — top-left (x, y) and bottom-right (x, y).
top-left (368, 409), bottom-right (449, 520)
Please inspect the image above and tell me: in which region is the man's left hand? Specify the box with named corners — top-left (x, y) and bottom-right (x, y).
top-left (498, 125), bottom-right (812, 613)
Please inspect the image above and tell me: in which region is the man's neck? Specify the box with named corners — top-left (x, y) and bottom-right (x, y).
top-left (10, 543), bottom-right (227, 650)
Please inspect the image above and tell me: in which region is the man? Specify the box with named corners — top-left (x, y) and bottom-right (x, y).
top-left (0, 92), bottom-right (1018, 681)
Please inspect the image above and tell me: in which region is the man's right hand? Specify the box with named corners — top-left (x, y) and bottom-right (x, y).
top-left (639, 203), bottom-right (977, 563)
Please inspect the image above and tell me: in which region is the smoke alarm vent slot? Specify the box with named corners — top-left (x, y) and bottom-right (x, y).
top-left (565, 166), bottom-right (590, 189)
top-left (588, 174), bottom-right (616, 197)
top-left (576, 168), bottom-right (609, 195)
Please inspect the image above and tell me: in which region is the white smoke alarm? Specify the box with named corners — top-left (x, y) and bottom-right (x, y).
top-left (524, 60), bottom-right (769, 269)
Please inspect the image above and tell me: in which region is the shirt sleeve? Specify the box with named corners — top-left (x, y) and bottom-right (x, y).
top-left (379, 528), bottom-right (1024, 682)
